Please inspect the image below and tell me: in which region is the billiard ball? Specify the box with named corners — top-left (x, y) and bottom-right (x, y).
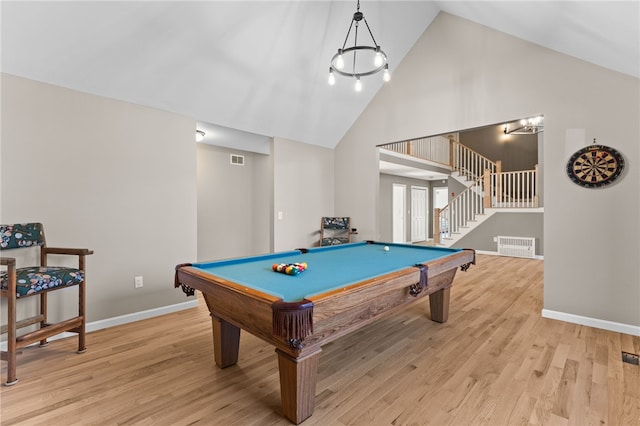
top-left (384, 246), bottom-right (390, 252)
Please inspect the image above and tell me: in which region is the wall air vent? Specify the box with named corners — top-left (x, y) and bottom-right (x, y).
top-left (497, 236), bottom-right (535, 258)
top-left (230, 154), bottom-right (245, 166)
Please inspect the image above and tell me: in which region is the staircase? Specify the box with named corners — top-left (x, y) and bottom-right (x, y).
top-left (381, 136), bottom-right (539, 247)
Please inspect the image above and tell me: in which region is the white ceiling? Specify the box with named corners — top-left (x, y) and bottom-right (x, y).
top-left (2, 1), bottom-right (638, 150)
top-left (379, 160), bottom-right (450, 181)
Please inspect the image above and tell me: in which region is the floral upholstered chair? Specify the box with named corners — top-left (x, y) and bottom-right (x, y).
top-left (320, 217), bottom-right (357, 246)
top-left (0, 223), bottom-right (93, 385)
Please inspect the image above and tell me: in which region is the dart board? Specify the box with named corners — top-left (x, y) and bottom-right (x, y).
top-left (566, 144), bottom-right (624, 188)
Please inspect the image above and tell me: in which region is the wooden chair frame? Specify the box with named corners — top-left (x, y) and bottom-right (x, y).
top-left (320, 217), bottom-right (357, 246)
top-left (0, 224), bottom-right (93, 386)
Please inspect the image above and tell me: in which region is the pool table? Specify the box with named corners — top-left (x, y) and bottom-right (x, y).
top-left (175, 241), bottom-right (474, 424)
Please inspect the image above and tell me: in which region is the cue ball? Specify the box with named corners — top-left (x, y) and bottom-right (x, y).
top-left (384, 246), bottom-right (390, 252)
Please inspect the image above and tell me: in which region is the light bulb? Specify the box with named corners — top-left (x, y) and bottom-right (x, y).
top-left (355, 77), bottom-right (362, 92)
top-left (328, 69), bottom-right (336, 86)
top-left (383, 65), bottom-right (390, 82)
top-left (374, 50), bottom-right (383, 67)
top-left (336, 50), bottom-right (344, 70)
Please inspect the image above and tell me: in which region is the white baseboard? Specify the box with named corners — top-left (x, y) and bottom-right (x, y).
top-left (0, 299), bottom-right (199, 351)
top-left (542, 309), bottom-right (640, 336)
top-left (86, 299), bottom-right (199, 332)
top-left (475, 249), bottom-right (544, 260)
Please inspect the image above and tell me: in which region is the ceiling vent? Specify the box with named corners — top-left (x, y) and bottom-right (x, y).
top-left (230, 154), bottom-right (245, 166)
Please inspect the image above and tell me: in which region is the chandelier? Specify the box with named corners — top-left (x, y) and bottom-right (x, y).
top-left (504, 116), bottom-right (544, 135)
top-left (328, 0), bottom-right (390, 91)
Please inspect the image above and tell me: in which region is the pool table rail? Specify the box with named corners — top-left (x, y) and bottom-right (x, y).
top-left (175, 264), bottom-right (284, 348)
top-left (174, 248), bottom-right (475, 358)
top-left (304, 248), bottom-right (475, 349)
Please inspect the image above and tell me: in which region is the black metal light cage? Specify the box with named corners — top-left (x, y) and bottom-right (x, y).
top-left (330, 0), bottom-right (388, 78)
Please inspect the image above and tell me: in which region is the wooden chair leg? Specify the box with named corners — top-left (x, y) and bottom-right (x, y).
top-left (5, 267), bottom-right (18, 386)
top-left (77, 280), bottom-right (86, 353)
top-left (38, 292), bottom-right (49, 347)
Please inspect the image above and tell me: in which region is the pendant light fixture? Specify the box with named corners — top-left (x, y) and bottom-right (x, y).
top-left (328, 0), bottom-right (390, 91)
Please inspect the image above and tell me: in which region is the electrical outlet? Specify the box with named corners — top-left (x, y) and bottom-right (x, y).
top-left (134, 276), bottom-right (144, 288)
top-left (493, 237), bottom-right (498, 242)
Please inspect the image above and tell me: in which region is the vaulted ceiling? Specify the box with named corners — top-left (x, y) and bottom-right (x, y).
top-left (2, 1), bottom-right (638, 149)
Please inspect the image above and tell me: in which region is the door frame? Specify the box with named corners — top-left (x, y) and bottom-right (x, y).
top-left (392, 184), bottom-right (406, 243)
top-left (410, 185), bottom-right (428, 242)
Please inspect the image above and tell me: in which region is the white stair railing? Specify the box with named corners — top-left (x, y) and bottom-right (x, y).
top-left (435, 166), bottom-right (539, 244)
top-left (450, 139), bottom-right (497, 181)
top-left (383, 136), bottom-right (539, 244)
top-left (434, 176), bottom-right (484, 244)
top-left (483, 166), bottom-right (539, 208)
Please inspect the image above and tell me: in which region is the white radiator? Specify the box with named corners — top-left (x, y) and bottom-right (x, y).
top-left (497, 236), bottom-right (536, 258)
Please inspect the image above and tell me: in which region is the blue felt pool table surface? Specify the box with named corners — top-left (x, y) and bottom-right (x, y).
top-left (192, 241), bottom-right (463, 302)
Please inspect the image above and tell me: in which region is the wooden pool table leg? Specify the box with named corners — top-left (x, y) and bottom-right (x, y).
top-left (429, 286), bottom-right (451, 323)
top-left (276, 348), bottom-right (321, 424)
top-left (211, 314), bottom-right (240, 368)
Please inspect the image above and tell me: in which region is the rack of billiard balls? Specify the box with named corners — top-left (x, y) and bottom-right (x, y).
top-left (272, 262), bottom-right (308, 275)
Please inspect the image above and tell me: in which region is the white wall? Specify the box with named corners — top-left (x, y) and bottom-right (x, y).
top-left (273, 137), bottom-right (334, 251)
top-left (197, 143), bottom-right (272, 261)
top-left (1, 74), bottom-right (198, 322)
top-left (335, 13), bottom-right (639, 330)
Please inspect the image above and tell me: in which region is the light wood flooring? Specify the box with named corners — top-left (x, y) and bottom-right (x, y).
top-left (1, 255), bottom-right (639, 425)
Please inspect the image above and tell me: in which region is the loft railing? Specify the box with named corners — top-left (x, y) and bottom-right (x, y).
top-left (483, 166), bottom-right (539, 208)
top-left (434, 166), bottom-right (539, 244)
top-left (381, 136), bottom-right (450, 165)
top-left (382, 136), bottom-right (499, 184)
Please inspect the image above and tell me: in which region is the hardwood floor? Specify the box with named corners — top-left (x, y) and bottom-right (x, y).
top-left (1, 255), bottom-right (638, 425)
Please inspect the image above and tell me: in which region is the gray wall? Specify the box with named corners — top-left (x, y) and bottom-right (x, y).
top-left (273, 137), bottom-right (334, 251)
top-left (335, 13), bottom-right (639, 328)
top-left (378, 173), bottom-right (432, 242)
top-left (1, 76), bottom-right (336, 326)
top-left (0, 74), bottom-right (336, 327)
top-left (447, 177), bottom-right (468, 202)
top-left (460, 124), bottom-right (539, 172)
top-left (454, 212), bottom-right (544, 256)
top-left (1, 73), bottom-right (198, 323)
top-left (197, 144), bottom-right (272, 261)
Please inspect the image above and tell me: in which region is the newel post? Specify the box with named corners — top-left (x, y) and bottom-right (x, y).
top-left (483, 169), bottom-right (491, 208)
top-left (534, 164), bottom-right (539, 207)
top-left (433, 208), bottom-right (441, 245)
top-left (495, 160), bottom-right (502, 205)
top-left (448, 135), bottom-right (455, 169)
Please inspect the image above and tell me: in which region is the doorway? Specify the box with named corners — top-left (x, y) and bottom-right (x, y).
top-left (433, 187), bottom-right (448, 239)
top-left (411, 186), bottom-right (428, 242)
top-left (392, 184), bottom-right (406, 243)
top-left (433, 187), bottom-right (448, 210)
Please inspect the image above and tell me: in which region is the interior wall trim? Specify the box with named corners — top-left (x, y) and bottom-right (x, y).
top-left (542, 308), bottom-right (640, 336)
top-left (0, 299), bottom-right (199, 351)
top-left (474, 250), bottom-right (544, 260)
